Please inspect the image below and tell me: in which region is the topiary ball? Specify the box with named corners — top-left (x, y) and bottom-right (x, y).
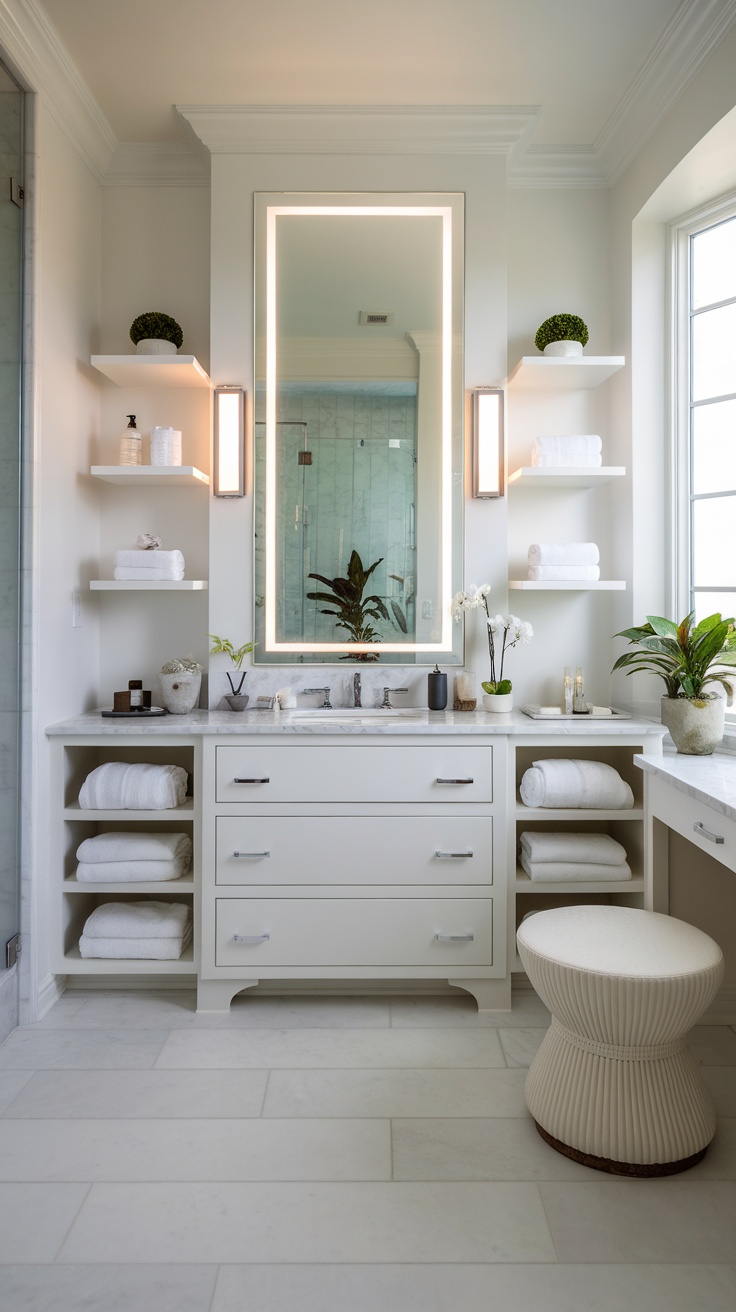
top-left (534, 313), bottom-right (589, 353)
top-left (129, 311), bottom-right (183, 349)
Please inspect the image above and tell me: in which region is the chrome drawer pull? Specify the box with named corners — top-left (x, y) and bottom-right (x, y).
top-left (435, 932), bottom-right (474, 942)
top-left (233, 933), bottom-right (270, 944)
top-left (233, 777), bottom-right (270, 784)
top-left (436, 777), bottom-right (474, 785)
top-left (693, 821), bottom-right (725, 845)
top-left (435, 850), bottom-right (474, 859)
top-left (233, 851), bottom-right (270, 859)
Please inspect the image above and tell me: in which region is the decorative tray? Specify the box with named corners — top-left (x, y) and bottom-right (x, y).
top-left (520, 705), bottom-right (630, 720)
top-left (100, 706), bottom-right (167, 718)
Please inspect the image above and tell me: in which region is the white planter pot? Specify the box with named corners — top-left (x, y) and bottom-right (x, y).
top-left (660, 694), bottom-right (724, 755)
top-left (543, 340), bottom-right (583, 358)
top-left (482, 691), bottom-right (513, 713)
top-left (136, 338), bottom-right (177, 355)
top-left (159, 670), bottom-right (201, 715)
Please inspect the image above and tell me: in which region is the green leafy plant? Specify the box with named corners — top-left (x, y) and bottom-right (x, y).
top-left (612, 612), bottom-right (736, 701)
top-left (307, 550), bottom-right (406, 661)
top-left (129, 311), bottom-right (183, 349)
top-left (534, 313), bottom-right (589, 352)
top-left (209, 634), bottom-right (255, 694)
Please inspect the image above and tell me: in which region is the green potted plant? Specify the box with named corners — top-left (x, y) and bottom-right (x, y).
top-left (129, 311), bottom-right (183, 356)
top-left (451, 585), bottom-right (533, 712)
top-left (209, 634), bottom-right (255, 710)
top-left (534, 313), bottom-right (589, 358)
top-left (307, 550), bottom-right (407, 661)
top-left (612, 611), bottom-right (736, 754)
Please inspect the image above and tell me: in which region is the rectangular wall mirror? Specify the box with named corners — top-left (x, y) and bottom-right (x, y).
top-left (253, 191), bottom-right (464, 665)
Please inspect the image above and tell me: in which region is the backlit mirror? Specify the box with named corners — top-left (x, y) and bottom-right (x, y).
top-left (253, 191), bottom-right (464, 664)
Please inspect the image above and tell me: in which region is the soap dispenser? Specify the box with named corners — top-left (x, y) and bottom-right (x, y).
top-left (427, 664), bottom-right (447, 710)
top-left (119, 414), bottom-right (142, 467)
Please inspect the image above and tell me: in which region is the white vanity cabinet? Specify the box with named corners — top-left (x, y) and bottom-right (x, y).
top-left (198, 735), bottom-right (508, 1012)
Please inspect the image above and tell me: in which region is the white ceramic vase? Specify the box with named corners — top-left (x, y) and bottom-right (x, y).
top-left (136, 338), bottom-right (177, 355)
top-left (483, 691), bottom-right (513, 713)
top-left (660, 694), bottom-right (724, 755)
top-left (543, 340), bottom-right (583, 358)
top-left (159, 670), bottom-right (201, 715)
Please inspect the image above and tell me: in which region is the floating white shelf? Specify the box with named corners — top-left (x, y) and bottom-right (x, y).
top-left (509, 579), bottom-right (626, 591)
top-left (90, 580), bottom-right (208, 591)
top-left (508, 466), bottom-right (626, 489)
top-left (91, 465), bottom-right (209, 487)
top-left (507, 356), bottom-right (625, 390)
top-left (90, 354), bottom-right (211, 389)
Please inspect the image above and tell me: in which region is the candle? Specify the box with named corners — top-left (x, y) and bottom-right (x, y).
top-left (454, 670), bottom-right (477, 712)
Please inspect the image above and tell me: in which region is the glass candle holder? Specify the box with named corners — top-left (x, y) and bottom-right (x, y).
top-left (453, 670), bottom-right (477, 712)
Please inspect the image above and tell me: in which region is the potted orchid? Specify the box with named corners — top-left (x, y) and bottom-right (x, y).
top-left (451, 586), bottom-right (533, 712)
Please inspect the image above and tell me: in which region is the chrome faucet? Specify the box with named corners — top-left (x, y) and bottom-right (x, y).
top-left (301, 686), bottom-right (332, 709)
top-left (353, 672), bottom-right (362, 708)
top-left (381, 685), bottom-right (409, 709)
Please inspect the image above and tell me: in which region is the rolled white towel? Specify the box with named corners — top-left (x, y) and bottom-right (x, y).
top-left (76, 832), bottom-right (192, 864)
top-left (113, 566), bottom-right (185, 581)
top-left (531, 435), bottom-right (602, 468)
top-left (520, 831), bottom-right (628, 865)
top-left (114, 549), bottom-right (185, 570)
top-left (79, 923), bottom-right (192, 960)
top-left (519, 759), bottom-right (634, 809)
top-left (528, 543), bottom-right (600, 567)
top-left (78, 762), bottom-right (189, 811)
top-left (527, 565), bottom-right (600, 581)
top-left (82, 900), bottom-right (191, 939)
top-left (520, 853), bottom-right (632, 882)
top-left (76, 858), bottom-right (189, 883)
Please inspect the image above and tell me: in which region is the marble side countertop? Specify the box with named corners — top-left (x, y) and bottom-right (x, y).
top-left (635, 750), bottom-right (736, 823)
top-left (46, 708), bottom-right (666, 738)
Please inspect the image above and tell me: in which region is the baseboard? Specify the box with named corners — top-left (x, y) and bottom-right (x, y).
top-left (36, 972), bottom-right (68, 1019)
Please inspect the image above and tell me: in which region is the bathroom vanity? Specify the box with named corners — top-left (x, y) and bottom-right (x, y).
top-left (47, 710), bottom-right (664, 1011)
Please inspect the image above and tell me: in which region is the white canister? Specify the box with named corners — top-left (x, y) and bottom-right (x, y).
top-left (150, 426), bottom-right (182, 466)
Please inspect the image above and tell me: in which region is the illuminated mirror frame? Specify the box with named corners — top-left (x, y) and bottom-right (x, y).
top-left (256, 192), bottom-right (464, 659)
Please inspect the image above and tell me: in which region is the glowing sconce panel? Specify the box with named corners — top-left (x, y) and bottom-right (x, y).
top-left (472, 388), bottom-right (504, 498)
top-left (214, 386), bottom-right (245, 497)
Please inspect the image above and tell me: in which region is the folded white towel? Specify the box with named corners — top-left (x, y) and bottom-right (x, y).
top-left (83, 900), bottom-right (191, 939)
top-left (519, 759), bottom-right (634, 809)
top-left (76, 858), bottom-right (189, 883)
top-left (79, 923), bottom-right (192, 960)
top-left (520, 853), bottom-right (632, 882)
top-left (531, 435), bottom-right (602, 468)
top-left (114, 549), bottom-right (185, 570)
top-left (78, 763), bottom-right (189, 811)
top-left (76, 832), bottom-right (191, 864)
top-left (113, 567), bottom-right (185, 581)
top-left (528, 543), bottom-right (600, 567)
top-left (527, 565), bottom-right (601, 581)
top-left (520, 831), bottom-right (628, 865)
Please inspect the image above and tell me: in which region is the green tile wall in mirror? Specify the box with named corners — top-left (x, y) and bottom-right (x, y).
top-left (253, 192), bottom-right (464, 665)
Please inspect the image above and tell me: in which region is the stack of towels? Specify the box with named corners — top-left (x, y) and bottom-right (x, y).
top-left (531, 435), bottom-right (602, 467)
top-left (79, 901), bottom-right (192, 959)
top-left (75, 831), bottom-right (192, 883)
top-left (114, 549), bottom-right (185, 582)
top-left (519, 831), bottom-right (632, 882)
top-left (79, 762), bottom-right (189, 811)
top-left (520, 759), bottom-right (634, 809)
top-left (528, 542), bottom-right (600, 582)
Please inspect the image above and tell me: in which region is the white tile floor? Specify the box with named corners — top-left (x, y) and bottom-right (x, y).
top-left (0, 986), bottom-right (734, 1311)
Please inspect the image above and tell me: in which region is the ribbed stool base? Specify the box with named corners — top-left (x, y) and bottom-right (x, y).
top-left (534, 1120), bottom-right (708, 1177)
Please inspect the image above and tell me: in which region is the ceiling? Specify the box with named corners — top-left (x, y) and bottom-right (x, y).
top-left (32, 1), bottom-right (736, 180)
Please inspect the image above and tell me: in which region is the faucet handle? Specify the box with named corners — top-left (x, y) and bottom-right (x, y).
top-left (301, 686), bottom-right (332, 709)
top-left (381, 686), bottom-right (409, 709)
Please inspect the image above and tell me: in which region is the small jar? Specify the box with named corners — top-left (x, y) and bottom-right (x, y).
top-left (453, 670), bottom-right (476, 712)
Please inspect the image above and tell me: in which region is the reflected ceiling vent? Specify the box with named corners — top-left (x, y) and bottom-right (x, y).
top-left (359, 310), bottom-right (396, 326)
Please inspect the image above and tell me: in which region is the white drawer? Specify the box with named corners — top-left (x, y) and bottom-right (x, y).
top-left (650, 774), bottom-right (736, 873)
top-left (215, 816), bottom-right (492, 886)
top-left (215, 745), bottom-right (492, 804)
top-left (215, 897), bottom-right (492, 967)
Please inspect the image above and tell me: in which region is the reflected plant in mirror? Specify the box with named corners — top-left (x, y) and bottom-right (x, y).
top-left (307, 550), bottom-right (407, 661)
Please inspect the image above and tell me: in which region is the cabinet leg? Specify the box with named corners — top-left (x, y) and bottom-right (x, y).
top-left (196, 979), bottom-right (259, 1013)
top-left (448, 977), bottom-right (511, 1012)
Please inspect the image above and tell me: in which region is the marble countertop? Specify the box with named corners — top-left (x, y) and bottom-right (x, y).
top-left (46, 708), bottom-right (666, 738)
top-left (635, 750), bottom-right (736, 823)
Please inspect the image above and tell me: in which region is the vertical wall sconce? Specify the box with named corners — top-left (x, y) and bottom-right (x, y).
top-left (471, 387), bottom-right (504, 498)
top-left (214, 386), bottom-right (245, 497)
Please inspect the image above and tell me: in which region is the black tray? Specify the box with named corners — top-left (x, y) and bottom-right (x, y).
top-left (100, 706), bottom-right (167, 718)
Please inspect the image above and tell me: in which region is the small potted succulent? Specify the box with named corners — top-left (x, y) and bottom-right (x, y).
top-left (534, 313), bottom-right (589, 358)
top-left (159, 656), bottom-right (203, 715)
top-left (129, 311), bottom-right (183, 356)
top-left (209, 634), bottom-right (255, 710)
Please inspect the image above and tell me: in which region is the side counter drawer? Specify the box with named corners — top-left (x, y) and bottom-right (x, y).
top-left (215, 745), bottom-right (492, 804)
top-left (650, 774), bottom-right (736, 873)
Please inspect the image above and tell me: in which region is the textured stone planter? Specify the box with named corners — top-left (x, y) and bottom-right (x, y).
top-left (136, 338), bottom-right (177, 355)
top-left (543, 340), bottom-right (583, 357)
top-left (159, 671), bottom-right (201, 715)
top-left (660, 694), bottom-right (724, 755)
top-left (224, 694), bottom-right (249, 712)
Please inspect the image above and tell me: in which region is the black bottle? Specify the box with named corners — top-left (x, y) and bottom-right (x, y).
top-left (428, 664), bottom-right (447, 710)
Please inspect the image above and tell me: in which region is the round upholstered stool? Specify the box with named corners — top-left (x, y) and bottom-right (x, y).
top-left (516, 904), bottom-right (724, 1177)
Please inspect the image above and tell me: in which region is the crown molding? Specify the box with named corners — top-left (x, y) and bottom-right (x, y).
top-left (176, 104), bottom-right (540, 156)
top-left (105, 142), bottom-right (210, 187)
top-left (508, 145), bottom-right (605, 189)
top-left (0, 0), bottom-right (116, 182)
